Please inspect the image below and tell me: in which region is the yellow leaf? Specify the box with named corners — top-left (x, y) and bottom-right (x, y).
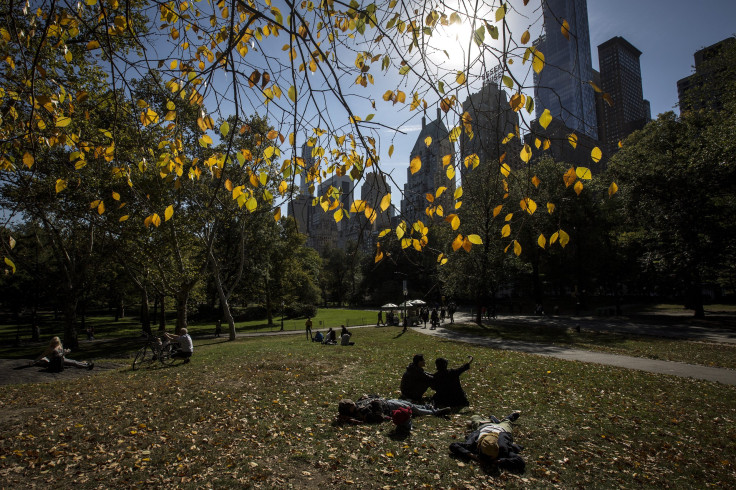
top-left (23, 152), bottom-right (34, 168)
top-left (501, 224), bottom-right (511, 237)
top-left (532, 176), bottom-right (541, 187)
top-left (424, 136), bottom-right (432, 147)
top-left (463, 153), bottom-right (479, 169)
top-left (442, 154), bottom-right (452, 167)
top-left (334, 208), bottom-right (343, 222)
top-left (119, 215), bottom-right (129, 222)
top-left (521, 30), bottom-right (530, 44)
top-left (380, 193), bottom-right (391, 211)
top-left (396, 222), bottom-right (406, 240)
top-left (563, 168), bottom-right (576, 187)
top-left (574, 180), bottom-right (584, 195)
top-left (246, 197), bottom-right (257, 212)
top-left (4, 257), bottom-right (16, 274)
top-left (559, 229), bottom-right (570, 248)
top-left (225, 180), bottom-right (233, 192)
top-left (550, 231), bottom-right (559, 244)
top-left (539, 109), bottom-right (553, 129)
top-left (112, 191), bottom-right (120, 201)
top-left (520, 144), bottom-right (532, 163)
top-left (608, 182), bottom-right (619, 197)
top-left (462, 237), bottom-right (472, 252)
top-left (86, 40), bottom-right (100, 50)
top-left (505, 213), bottom-right (513, 222)
top-left (388, 145), bottom-right (394, 157)
top-left (274, 208), bottom-right (281, 221)
top-left (55, 179), bottom-right (67, 193)
top-left (451, 234), bottom-right (463, 251)
top-left (378, 228), bottom-right (391, 238)
top-left (591, 146), bottom-right (602, 163)
top-left (151, 213), bottom-right (161, 227)
top-left (446, 166), bottom-right (455, 179)
top-left (350, 200), bottom-right (366, 213)
top-left (454, 187), bottom-right (463, 200)
top-left (561, 19), bottom-right (570, 40)
top-left (576, 167), bottom-right (592, 180)
top-left (410, 155), bottom-right (421, 174)
top-left (495, 5), bottom-right (506, 21)
top-left (199, 134), bottom-right (213, 147)
top-left (97, 202), bottom-right (105, 215)
top-left (532, 48), bottom-right (545, 74)
top-left (164, 205), bottom-right (174, 221)
top-left (500, 163), bottom-right (510, 177)
top-left (538, 234), bottom-right (546, 249)
top-left (55, 116), bottom-right (72, 127)
top-left (493, 205), bottom-right (503, 217)
top-left (456, 71), bottom-right (466, 85)
top-left (513, 240), bottom-right (522, 256)
top-left (568, 133), bottom-right (578, 148)
top-left (288, 85), bottom-right (296, 102)
top-left (547, 202), bottom-right (555, 214)
top-left (520, 197), bottom-right (537, 215)
top-left (467, 234), bottom-right (482, 245)
top-left (446, 214), bottom-right (460, 230)
top-left (401, 238), bottom-right (412, 249)
top-left (374, 251), bottom-right (384, 263)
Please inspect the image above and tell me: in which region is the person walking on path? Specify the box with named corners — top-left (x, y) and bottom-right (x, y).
top-left (305, 317), bottom-right (313, 340)
top-left (430, 308), bottom-right (439, 330)
top-left (377, 310), bottom-right (383, 326)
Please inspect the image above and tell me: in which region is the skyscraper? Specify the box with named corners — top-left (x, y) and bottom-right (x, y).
top-left (401, 109), bottom-right (455, 224)
top-left (597, 36), bottom-right (649, 153)
top-left (534, 0), bottom-right (597, 139)
top-left (677, 37), bottom-right (736, 111)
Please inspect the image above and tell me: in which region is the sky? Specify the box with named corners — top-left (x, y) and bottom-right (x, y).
top-left (377, 0), bottom-right (736, 196)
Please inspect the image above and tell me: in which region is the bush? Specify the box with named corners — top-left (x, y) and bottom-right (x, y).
top-left (285, 303), bottom-right (317, 319)
top-left (233, 305), bottom-right (268, 322)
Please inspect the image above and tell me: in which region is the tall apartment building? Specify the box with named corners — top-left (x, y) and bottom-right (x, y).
top-left (459, 75), bottom-right (520, 173)
top-left (534, 0), bottom-right (598, 139)
top-left (677, 37), bottom-right (736, 111)
top-left (401, 109), bottom-right (456, 224)
top-left (597, 36), bottom-right (650, 154)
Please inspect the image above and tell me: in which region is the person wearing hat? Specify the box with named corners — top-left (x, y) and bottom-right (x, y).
top-left (399, 354), bottom-right (434, 402)
top-left (449, 412), bottom-right (525, 472)
top-left (431, 356), bottom-right (473, 408)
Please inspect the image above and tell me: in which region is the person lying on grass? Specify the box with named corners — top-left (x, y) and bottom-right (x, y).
top-left (163, 328), bottom-right (193, 363)
top-left (449, 412), bottom-right (525, 473)
top-left (337, 395), bottom-right (450, 424)
top-left (33, 336), bottom-right (94, 371)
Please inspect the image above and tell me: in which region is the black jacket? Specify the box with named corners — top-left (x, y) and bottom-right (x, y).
top-left (449, 426), bottom-right (525, 473)
top-left (431, 362), bottom-right (470, 407)
top-left (400, 363), bottom-right (433, 401)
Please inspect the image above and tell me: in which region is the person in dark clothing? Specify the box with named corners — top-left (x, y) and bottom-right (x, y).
top-left (430, 308), bottom-right (439, 329)
top-left (323, 327), bottom-right (337, 344)
top-left (449, 412), bottom-right (524, 473)
top-left (431, 356), bottom-right (472, 408)
top-left (400, 354), bottom-right (434, 401)
top-left (337, 395), bottom-right (449, 424)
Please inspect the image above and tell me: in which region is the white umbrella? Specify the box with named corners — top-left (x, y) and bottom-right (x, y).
top-left (381, 303), bottom-right (398, 309)
top-left (410, 299), bottom-right (427, 306)
top-left (398, 301), bottom-right (414, 308)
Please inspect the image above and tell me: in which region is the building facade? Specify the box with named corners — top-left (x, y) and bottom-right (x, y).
top-left (400, 109), bottom-right (456, 224)
top-left (597, 36), bottom-right (649, 154)
top-left (533, 0), bottom-right (598, 139)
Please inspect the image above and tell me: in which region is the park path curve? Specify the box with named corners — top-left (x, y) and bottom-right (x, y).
top-left (413, 317), bottom-right (736, 386)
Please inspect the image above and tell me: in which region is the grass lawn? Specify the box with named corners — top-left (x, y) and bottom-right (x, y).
top-left (445, 321), bottom-right (736, 370)
top-left (0, 308), bottom-right (377, 360)
top-left (0, 327), bottom-right (734, 488)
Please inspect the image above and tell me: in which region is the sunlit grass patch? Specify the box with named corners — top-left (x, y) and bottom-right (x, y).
top-left (1, 328), bottom-right (734, 488)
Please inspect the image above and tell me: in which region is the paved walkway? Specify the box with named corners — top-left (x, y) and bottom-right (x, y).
top-left (414, 320), bottom-right (736, 386)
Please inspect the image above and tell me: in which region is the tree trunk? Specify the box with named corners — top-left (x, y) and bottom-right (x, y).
top-left (63, 291), bottom-right (79, 350)
top-left (140, 290), bottom-right (151, 336)
top-left (175, 288), bottom-right (191, 333)
top-left (158, 294), bottom-right (166, 332)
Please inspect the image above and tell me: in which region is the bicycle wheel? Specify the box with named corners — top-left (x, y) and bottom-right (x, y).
top-left (159, 343), bottom-right (176, 366)
top-left (132, 344), bottom-right (153, 370)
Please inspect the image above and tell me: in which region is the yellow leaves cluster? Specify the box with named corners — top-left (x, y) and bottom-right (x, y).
top-left (451, 233), bottom-right (482, 253)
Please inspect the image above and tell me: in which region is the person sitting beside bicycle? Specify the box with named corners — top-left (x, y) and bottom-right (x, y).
top-left (163, 328), bottom-right (193, 363)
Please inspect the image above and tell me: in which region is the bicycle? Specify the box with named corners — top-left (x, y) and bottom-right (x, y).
top-left (132, 335), bottom-right (177, 370)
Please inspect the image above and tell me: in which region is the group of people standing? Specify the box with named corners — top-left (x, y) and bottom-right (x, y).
top-left (337, 352), bottom-right (525, 472)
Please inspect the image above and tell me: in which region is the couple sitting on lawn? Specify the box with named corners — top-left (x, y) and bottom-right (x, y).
top-left (401, 353), bottom-right (471, 408)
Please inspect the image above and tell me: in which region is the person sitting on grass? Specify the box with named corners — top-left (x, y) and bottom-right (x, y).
top-left (163, 328), bottom-right (193, 363)
top-left (33, 336), bottom-right (94, 371)
top-left (400, 354), bottom-right (434, 402)
top-left (340, 325), bottom-right (354, 346)
top-left (449, 411), bottom-right (524, 473)
top-left (337, 395), bottom-right (450, 425)
top-left (323, 327), bottom-right (337, 345)
top-left (431, 356), bottom-right (472, 408)
top-left (312, 330), bottom-right (324, 343)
